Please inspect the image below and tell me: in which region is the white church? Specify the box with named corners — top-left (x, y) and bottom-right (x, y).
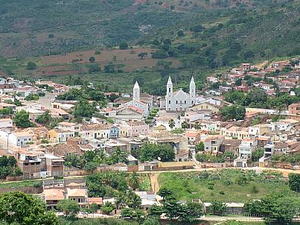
top-left (160, 76), bottom-right (196, 112)
top-left (123, 81), bottom-right (150, 117)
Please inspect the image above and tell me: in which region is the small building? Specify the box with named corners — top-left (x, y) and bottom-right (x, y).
top-left (43, 189), bottom-right (65, 210)
top-left (0, 118), bottom-right (13, 129)
top-left (66, 188), bottom-right (88, 208)
top-left (9, 132), bottom-right (34, 147)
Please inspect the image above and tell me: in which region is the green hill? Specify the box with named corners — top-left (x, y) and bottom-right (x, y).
top-left (0, 0), bottom-right (299, 92)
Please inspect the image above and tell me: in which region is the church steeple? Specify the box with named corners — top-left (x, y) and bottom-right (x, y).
top-left (189, 77), bottom-right (196, 103)
top-left (167, 76), bottom-right (173, 97)
top-left (133, 81), bottom-right (140, 101)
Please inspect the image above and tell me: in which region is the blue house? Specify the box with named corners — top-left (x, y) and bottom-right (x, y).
top-left (109, 125), bottom-right (120, 139)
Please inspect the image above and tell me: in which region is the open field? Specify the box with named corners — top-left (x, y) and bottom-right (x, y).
top-left (158, 169), bottom-right (298, 203)
top-left (40, 48), bottom-right (181, 72)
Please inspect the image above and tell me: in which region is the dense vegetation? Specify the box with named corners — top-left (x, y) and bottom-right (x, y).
top-left (86, 171), bottom-right (151, 198)
top-left (1, 0), bottom-right (300, 92)
top-left (0, 192), bottom-right (58, 225)
top-left (158, 169), bottom-right (299, 203)
top-left (0, 156), bottom-right (22, 179)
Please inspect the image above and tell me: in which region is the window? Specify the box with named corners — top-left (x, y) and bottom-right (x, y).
top-left (169, 100), bottom-right (171, 104)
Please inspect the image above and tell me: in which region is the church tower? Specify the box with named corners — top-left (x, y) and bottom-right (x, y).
top-left (133, 81), bottom-right (140, 101)
top-left (167, 76), bottom-right (173, 97)
top-left (189, 77), bottom-right (196, 105)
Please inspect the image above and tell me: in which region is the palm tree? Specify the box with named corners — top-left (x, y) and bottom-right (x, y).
top-left (128, 171), bottom-right (140, 190)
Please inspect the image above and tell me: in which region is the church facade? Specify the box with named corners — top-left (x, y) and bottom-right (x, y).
top-left (165, 76), bottom-right (196, 112)
top-left (124, 81), bottom-right (150, 117)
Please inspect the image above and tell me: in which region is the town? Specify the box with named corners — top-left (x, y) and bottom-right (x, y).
top-left (1, 58), bottom-right (300, 225)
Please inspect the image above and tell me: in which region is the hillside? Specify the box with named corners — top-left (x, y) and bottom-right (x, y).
top-left (0, 0), bottom-right (299, 92)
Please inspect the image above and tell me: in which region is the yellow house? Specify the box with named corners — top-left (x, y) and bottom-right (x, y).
top-left (192, 102), bottom-right (220, 113)
top-left (48, 129), bottom-right (74, 143)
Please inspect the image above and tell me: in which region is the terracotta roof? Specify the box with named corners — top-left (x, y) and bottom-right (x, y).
top-left (185, 132), bottom-right (199, 138)
top-left (88, 197), bottom-right (103, 205)
top-left (67, 188), bottom-right (86, 197)
top-left (45, 144), bottom-right (83, 157)
top-left (44, 189), bottom-right (64, 201)
top-left (81, 123), bottom-right (111, 131)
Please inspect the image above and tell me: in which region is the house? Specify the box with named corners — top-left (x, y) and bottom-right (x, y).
top-left (192, 102), bottom-right (220, 113)
top-left (48, 129), bottom-right (74, 143)
top-left (9, 131), bottom-right (34, 147)
top-left (206, 76), bottom-right (219, 84)
top-left (43, 189), bottom-right (65, 210)
top-left (135, 191), bottom-right (158, 211)
top-left (288, 103), bottom-right (300, 115)
top-left (58, 122), bottom-right (81, 136)
top-left (238, 139), bottom-right (257, 159)
top-left (43, 154), bottom-right (64, 177)
top-left (110, 125), bottom-right (120, 139)
top-left (221, 126), bottom-right (250, 140)
top-left (0, 118), bottom-right (13, 128)
top-left (16, 86), bottom-right (38, 98)
top-left (0, 103), bottom-right (16, 112)
top-left (17, 149), bottom-right (44, 179)
top-left (80, 123), bottom-right (111, 140)
top-left (185, 131), bottom-right (200, 145)
top-left (49, 108), bottom-right (70, 120)
top-left (203, 135), bottom-right (225, 154)
top-left (248, 124), bottom-right (271, 137)
top-left (23, 127), bottom-right (49, 142)
top-left (119, 121), bottom-right (149, 137)
top-left (220, 139), bottom-right (242, 156)
top-left (240, 63), bottom-right (251, 72)
top-left (66, 188), bottom-right (88, 207)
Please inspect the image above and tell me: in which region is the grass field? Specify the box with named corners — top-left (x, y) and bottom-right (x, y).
top-left (0, 180), bottom-right (41, 189)
top-left (158, 169), bottom-right (298, 203)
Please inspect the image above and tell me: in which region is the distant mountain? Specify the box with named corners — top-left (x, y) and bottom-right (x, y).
top-left (0, 0), bottom-right (298, 58)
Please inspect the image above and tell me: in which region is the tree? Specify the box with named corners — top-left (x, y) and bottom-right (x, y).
top-left (125, 191), bottom-right (141, 209)
top-left (181, 121), bottom-right (189, 129)
top-left (142, 217), bottom-right (160, 225)
top-left (73, 100), bottom-right (96, 118)
top-left (177, 30), bottom-right (185, 37)
top-left (210, 200), bottom-right (226, 215)
top-left (128, 171), bottom-right (140, 190)
top-left (89, 203), bottom-right (98, 214)
top-left (220, 105), bottom-right (245, 121)
top-left (178, 202), bottom-right (203, 222)
top-left (138, 52), bottom-right (148, 60)
top-left (168, 119), bottom-right (175, 129)
top-left (84, 161), bottom-right (98, 174)
top-left (139, 143), bottom-right (175, 162)
top-left (111, 147), bottom-right (128, 164)
top-left (119, 42), bottom-right (129, 50)
top-left (158, 187), bottom-right (172, 199)
top-left (195, 142), bottom-right (204, 153)
top-left (251, 149), bottom-right (264, 162)
top-left (101, 202), bottom-right (115, 215)
top-left (148, 205), bottom-right (164, 218)
top-left (89, 56), bottom-right (95, 62)
top-left (36, 110), bottom-right (52, 125)
top-left (289, 173), bottom-right (300, 192)
top-left (121, 208), bottom-right (135, 218)
top-left (0, 192), bottom-right (58, 225)
top-left (26, 62), bottom-right (37, 70)
top-left (57, 199), bottom-right (80, 220)
top-left (190, 24), bottom-right (205, 33)
top-left (13, 110), bottom-right (32, 128)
